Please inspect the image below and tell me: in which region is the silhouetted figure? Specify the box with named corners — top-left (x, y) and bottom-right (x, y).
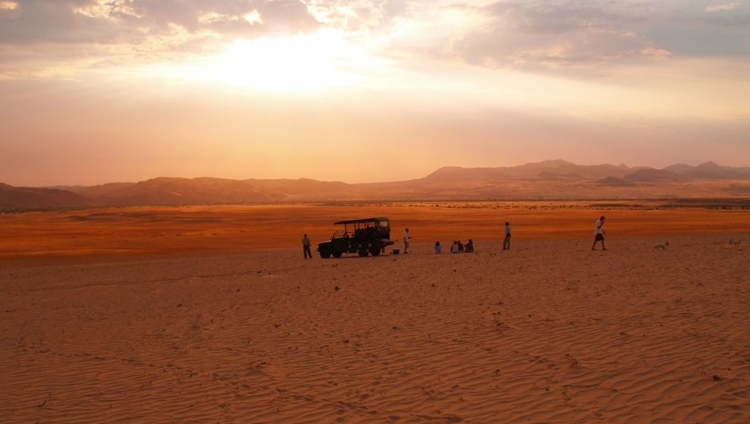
top-left (434, 241), bottom-right (442, 254)
top-left (465, 239), bottom-right (474, 253)
top-left (302, 233), bottom-right (312, 259)
top-left (403, 228), bottom-right (411, 253)
top-left (591, 216), bottom-right (607, 251)
top-left (503, 222), bottom-right (511, 250)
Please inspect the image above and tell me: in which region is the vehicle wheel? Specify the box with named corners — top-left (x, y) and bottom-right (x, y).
top-left (332, 251), bottom-right (343, 258)
top-left (319, 249), bottom-right (331, 259)
top-left (370, 247), bottom-right (381, 257)
top-left (358, 249), bottom-right (369, 257)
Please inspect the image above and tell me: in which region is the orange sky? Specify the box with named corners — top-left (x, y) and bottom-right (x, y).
top-left (1, 1), bottom-right (749, 186)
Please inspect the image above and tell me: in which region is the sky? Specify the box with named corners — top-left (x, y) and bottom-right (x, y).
top-left (0, 0), bottom-right (749, 186)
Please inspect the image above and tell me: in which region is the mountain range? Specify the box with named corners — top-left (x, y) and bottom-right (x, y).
top-left (3, 160), bottom-right (750, 211)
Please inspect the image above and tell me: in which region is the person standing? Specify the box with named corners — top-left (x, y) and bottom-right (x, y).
top-left (591, 216), bottom-right (607, 250)
top-left (403, 228), bottom-right (411, 254)
top-left (503, 222), bottom-right (511, 250)
top-left (302, 233), bottom-right (312, 258)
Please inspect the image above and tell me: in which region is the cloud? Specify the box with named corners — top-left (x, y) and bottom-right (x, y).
top-left (0, 0), bottom-right (319, 44)
top-left (375, 1), bottom-right (668, 71)
top-left (0, 0), bottom-right (323, 78)
top-left (706, 3), bottom-right (739, 12)
top-left (1, 0), bottom-right (748, 81)
top-left (303, 0), bottom-right (388, 31)
top-left (0, 1), bottom-right (18, 10)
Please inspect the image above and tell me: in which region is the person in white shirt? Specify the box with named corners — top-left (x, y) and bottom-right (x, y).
top-left (403, 228), bottom-right (411, 253)
top-left (591, 216), bottom-right (607, 250)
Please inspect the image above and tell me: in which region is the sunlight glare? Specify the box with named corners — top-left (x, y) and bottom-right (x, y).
top-left (172, 30), bottom-right (380, 92)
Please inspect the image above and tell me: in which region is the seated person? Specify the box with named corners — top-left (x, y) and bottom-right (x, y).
top-left (434, 241), bottom-right (442, 254)
top-left (457, 240), bottom-right (464, 252)
top-left (465, 239), bottom-right (474, 253)
top-left (450, 240), bottom-right (459, 253)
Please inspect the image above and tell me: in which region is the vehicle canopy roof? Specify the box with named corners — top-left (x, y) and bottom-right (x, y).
top-left (333, 217), bottom-right (389, 225)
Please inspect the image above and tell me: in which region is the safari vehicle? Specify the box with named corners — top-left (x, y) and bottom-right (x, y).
top-left (317, 217), bottom-right (395, 258)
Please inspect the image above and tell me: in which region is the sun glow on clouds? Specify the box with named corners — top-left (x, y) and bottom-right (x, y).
top-left (74, 0), bottom-right (142, 19)
top-left (198, 10), bottom-right (263, 25)
top-left (148, 30), bottom-right (380, 92)
top-left (0, 1), bottom-right (17, 10)
top-left (706, 3), bottom-right (739, 12)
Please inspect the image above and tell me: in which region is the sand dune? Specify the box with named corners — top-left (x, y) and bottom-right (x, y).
top-left (1, 233), bottom-right (749, 423)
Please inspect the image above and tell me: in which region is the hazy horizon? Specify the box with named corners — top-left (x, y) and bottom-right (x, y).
top-left (1, 1), bottom-right (749, 187)
top-left (3, 158), bottom-right (750, 188)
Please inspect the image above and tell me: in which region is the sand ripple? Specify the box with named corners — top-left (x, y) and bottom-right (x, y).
top-left (1, 235), bottom-right (749, 423)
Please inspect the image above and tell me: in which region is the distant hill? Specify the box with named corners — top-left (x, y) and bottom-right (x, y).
top-left (3, 160), bottom-right (750, 210)
top-left (597, 176), bottom-right (636, 187)
top-left (423, 166), bottom-right (511, 182)
top-left (664, 161), bottom-right (750, 180)
top-left (690, 161), bottom-right (746, 179)
top-left (0, 183), bottom-right (92, 210)
top-left (663, 163), bottom-right (696, 175)
top-left (249, 178), bottom-right (352, 200)
top-left (622, 168), bottom-right (685, 183)
top-left (74, 177), bottom-right (289, 206)
top-left (424, 160), bottom-right (631, 181)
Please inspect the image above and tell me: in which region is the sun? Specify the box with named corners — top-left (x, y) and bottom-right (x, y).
top-left (172, 30), bottom-right (379, 92)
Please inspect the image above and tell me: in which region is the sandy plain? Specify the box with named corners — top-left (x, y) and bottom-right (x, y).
top-left (1, 203), bottom-right (749, 423)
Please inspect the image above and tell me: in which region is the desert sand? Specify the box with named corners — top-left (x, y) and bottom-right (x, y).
top-left (2, 202), bottom-right (750, 262)
top-left (1, 204), bottom-right (749, 423)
